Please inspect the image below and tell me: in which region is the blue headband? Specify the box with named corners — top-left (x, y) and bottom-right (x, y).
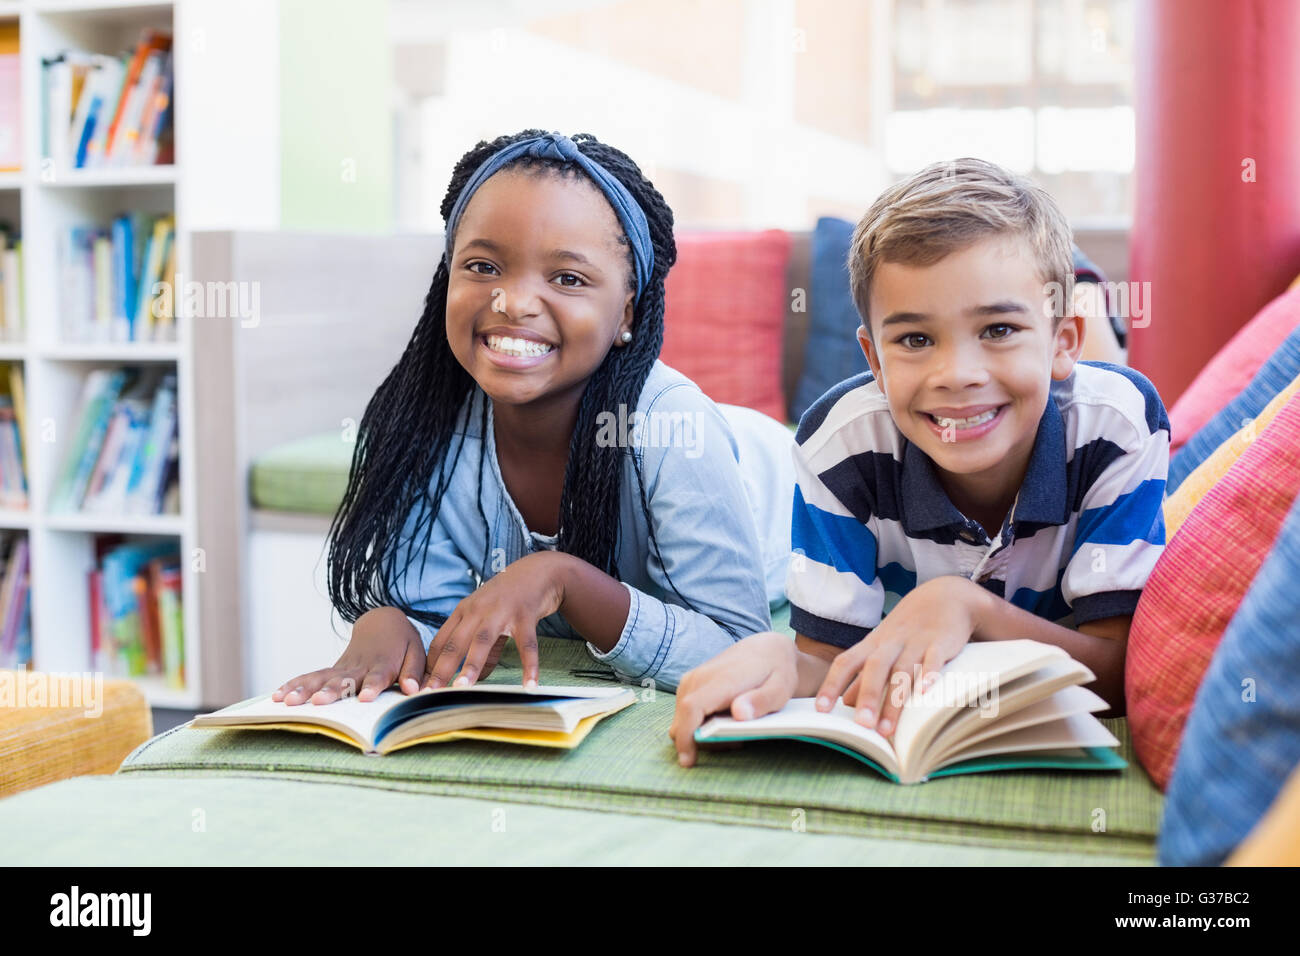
top-left (443, 132), bottom-right (655, 304)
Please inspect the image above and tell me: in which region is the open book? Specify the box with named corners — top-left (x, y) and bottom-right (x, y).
top-left (193, 684), bottom-right (636, 755)
top-left (695, 639), bottom-right (1123, 784)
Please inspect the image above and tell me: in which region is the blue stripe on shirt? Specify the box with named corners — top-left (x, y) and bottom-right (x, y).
top-left (792, 486), bottom-right (878, 585)
top-left (1072, 478), bottom-right (1167, 553)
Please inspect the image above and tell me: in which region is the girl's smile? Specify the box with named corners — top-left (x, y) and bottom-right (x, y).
top-left (479, 326), bottom-right (558, 367)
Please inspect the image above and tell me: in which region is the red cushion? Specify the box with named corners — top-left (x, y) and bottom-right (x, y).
top-left (1167, 287), bottom-right (1300, 451)
top-left (661, 230), bottom-right (790, 421)
top-left (1126, 391), bottom-right (1300, 790)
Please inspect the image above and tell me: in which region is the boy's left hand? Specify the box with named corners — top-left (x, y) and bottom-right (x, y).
top-left (815, 575), bottom-right (985, 738)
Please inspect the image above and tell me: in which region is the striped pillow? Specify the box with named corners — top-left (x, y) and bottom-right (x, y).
top-left (1127, 391), bottom-right (1300, 790)
top-left (1168, 323), bottom-right (1300, 492)
top-left (1163, 370), bottom-right (1300, 541)
top-left (1167, 287), bottom-right (1300, 455)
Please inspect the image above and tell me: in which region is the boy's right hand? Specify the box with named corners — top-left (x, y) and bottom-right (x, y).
top-left (669, 631), bottom-right (800, 768)
top-left (272, 608), bottom-right (425, 706)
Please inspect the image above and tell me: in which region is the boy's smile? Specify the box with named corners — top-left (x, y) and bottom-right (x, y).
top-left (860, 235), bottom-right (1083, 533)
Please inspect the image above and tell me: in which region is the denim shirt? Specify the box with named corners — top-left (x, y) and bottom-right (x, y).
top-left (388, 360), bottom-right (795, 691)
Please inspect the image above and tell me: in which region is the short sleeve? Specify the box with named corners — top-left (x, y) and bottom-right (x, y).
top-left (1062, 383), bottom-right (1171, 626)
top-left (785, 437), bottom-right (884, 649)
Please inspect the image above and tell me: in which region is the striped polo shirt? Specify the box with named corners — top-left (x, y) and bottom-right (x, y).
top-left (787, 361), bottom-right (1170, 648)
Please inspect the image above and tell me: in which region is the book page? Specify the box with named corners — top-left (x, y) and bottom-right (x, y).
top-left (891, 640), bottom-right (1071, 771)
top-left (192, 689), bottom-right (410, 751)
top-left (696, 698), bottom-right (900, 776)
top-left (923, 661), bottom-right (1098, 762)
top-left (934, 712), bottom-right (1119, 770)
top-left (929, 684), bottom-right (1107, 766)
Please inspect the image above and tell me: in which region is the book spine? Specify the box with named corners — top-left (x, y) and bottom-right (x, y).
top-left (158, 567), bottom-right (182, 688)
top-left (129, 376), bottom-right (174, 514)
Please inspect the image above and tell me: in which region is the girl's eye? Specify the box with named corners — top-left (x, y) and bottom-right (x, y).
top-left (465, 260), bottom-right (498, 275)
top-left (554, 272), bottom-right (586, 288)
top-left (984, 323), bottom-right (1018, 340)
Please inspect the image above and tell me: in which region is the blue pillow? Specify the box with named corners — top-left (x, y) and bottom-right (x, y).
top-left (791, 217), bottom-right (869, 423)
top-left (1167, 324), bottom-right (1300, 493)
top-left (1157, 491), bottom-right (1300, 865)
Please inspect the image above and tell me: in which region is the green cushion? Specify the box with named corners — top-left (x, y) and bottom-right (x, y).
top-left (120, 636), bottom-right (1162, 861)
top-left (0, 775), bottom-right (1143, 865)
top-left (248, 432), bottom-right (353, 514)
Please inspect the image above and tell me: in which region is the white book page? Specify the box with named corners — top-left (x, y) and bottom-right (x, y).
top-left (192, 689), bottom-right (409, 749)
top-left (935, 712), bottom-right (1119, 769)
top-left (892, 640), bottom-right (1072, 766)
top-left (930, 684), bottom-right (1107, 766)
top-left (697, 698), bottom-right (899, 775)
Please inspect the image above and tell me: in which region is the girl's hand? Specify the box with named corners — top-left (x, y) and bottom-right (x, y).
top-left (422, 552), bottom-right (563, 690)
top-left (815, 575), bottom-right (982, 738)
top-left (271, 607), bottom-right (426, 706)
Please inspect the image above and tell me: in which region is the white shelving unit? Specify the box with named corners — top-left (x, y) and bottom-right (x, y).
top-left (3, 0), bottom-right (214, 709)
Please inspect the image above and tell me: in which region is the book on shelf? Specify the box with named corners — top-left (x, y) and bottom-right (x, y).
top-left (694, 639), bottom-right (1124, 785)
top-left (0, 23), bottom-right (18, 172)
top-left (194, 684), bottom-right (637, 755)
top-left (89, 535), bottom-right (182, 685)
top-left (0, 363), bottom-right (25, 510)
top-left (42, 29), bottom-right (173, 173)
top-left (60, 213), bottom-right (176, 344)
top-left (52, 367), bottom-right (179, 516)
top-left (0, 531), bottom-right (30, 670)
top-left (0, 222), bottom-right (23, 342)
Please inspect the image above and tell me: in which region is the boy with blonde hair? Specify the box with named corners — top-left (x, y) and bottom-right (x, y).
top-left (671, 158), bottom-right (1169, 766)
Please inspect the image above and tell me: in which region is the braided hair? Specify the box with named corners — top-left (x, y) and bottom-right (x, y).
top-left (326, 129), bottom-right (680, 630)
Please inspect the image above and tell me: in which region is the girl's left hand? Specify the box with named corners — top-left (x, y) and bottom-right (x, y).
top-left (422, 551), bottom-right (565, 690)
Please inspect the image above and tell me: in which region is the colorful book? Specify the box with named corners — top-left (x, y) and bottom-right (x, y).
top-left (194, 685), bottom-right (638, 755)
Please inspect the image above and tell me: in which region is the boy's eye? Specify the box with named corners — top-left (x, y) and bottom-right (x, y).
top-left (897, 333), bottom-right (930, 349)
top-left (554, 272), bottom-right (586, 288)
top-left (984, 323), bottom-right (1018, 340)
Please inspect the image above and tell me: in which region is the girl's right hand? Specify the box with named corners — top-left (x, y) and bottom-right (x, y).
top-left (271, 607), bottom-right (426, 706)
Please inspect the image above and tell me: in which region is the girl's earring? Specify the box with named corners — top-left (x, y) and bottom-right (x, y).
top-left (620, 330), bottom-right (633, 344)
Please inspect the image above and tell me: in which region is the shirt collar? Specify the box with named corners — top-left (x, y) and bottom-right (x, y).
top-left (900, 388), bottom-right (1067, 533)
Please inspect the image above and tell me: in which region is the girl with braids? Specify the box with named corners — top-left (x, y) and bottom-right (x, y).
top-left (273, 130), bottom-right (795, 704)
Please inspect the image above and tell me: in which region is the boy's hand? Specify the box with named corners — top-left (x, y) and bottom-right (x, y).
top-left (669, 631), bottom-right (800, 768)
top-left (272, 607), bottom-right (425, 705)
top-left (422, 552), bottom-right (563, 690)
top-left (816, 575), bottom-right (984, 738)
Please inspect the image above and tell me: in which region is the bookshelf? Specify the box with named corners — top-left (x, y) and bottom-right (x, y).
top-left (2, 0), bottom-right (244, 709)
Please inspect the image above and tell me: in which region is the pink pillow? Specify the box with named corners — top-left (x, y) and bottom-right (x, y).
top-left (1168, 287), bottom-right (1300, 451)
top-left (1126, 391), bottom-right (1300, 790)
top-left (661, 230), bottom-right (790, 421)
